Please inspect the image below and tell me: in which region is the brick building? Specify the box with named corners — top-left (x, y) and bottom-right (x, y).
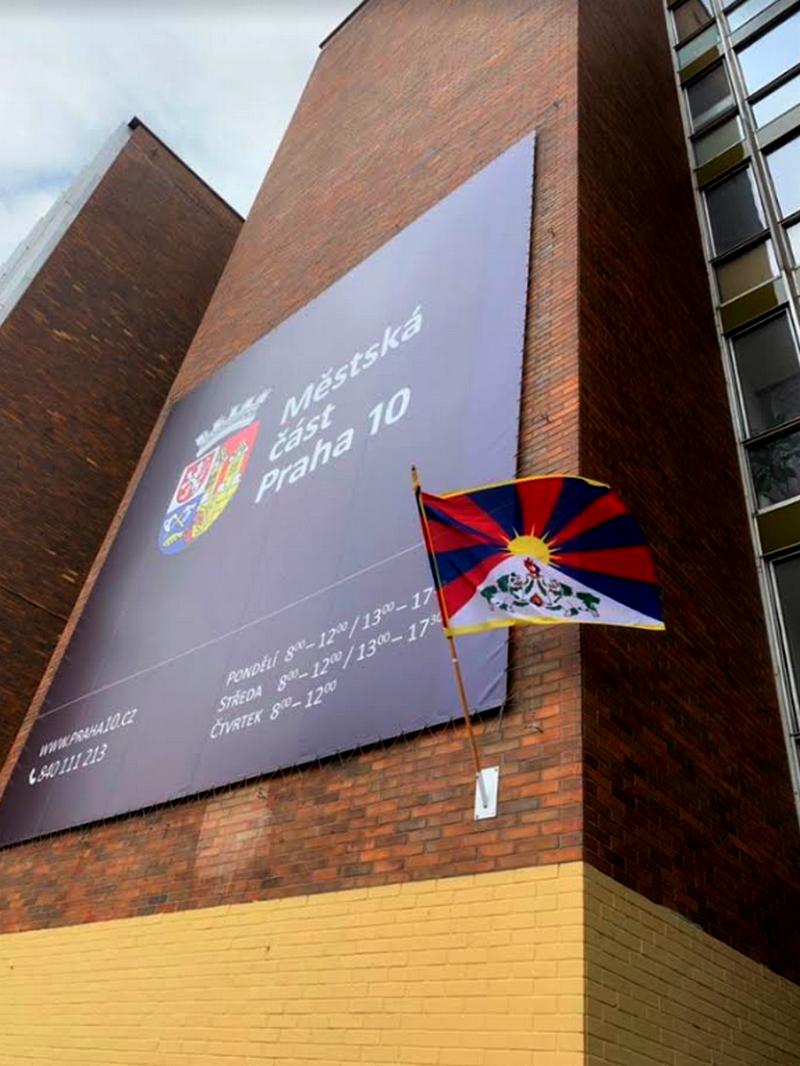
top-left (1, 2), bottom-right (800, 1064)
top-left (0, 117), bottom-right (242, 769)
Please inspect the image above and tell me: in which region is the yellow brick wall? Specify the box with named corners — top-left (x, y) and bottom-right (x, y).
top-left (4, 861), bottom-right (799, 1065)
top-left (0, 863), bottom-right (584, 1066)
top-left (585, 865), bottom-right (800, 1066)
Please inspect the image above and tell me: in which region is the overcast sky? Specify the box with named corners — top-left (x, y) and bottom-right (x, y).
top-left (0, 0), bottom-right (356, 265)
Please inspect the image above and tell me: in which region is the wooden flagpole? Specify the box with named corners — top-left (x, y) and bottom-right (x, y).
top-left (411, 465), bottom-right (489, 809)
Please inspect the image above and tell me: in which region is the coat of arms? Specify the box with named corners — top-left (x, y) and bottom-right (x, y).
top-left (158, 390), bottom-right (270, 555)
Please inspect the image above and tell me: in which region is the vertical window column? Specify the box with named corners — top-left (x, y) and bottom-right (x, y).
top-left (667, 0), bottom-right (800, 811)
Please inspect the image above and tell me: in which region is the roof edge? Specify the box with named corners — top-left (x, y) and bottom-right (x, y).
top-left (319, 0), bottom-right (374, 48)
top-left (0, 122), bottom-right (132, 331)
top-left (127, 117), bottom-right (244, 221)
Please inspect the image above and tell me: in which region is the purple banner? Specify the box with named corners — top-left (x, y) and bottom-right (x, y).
top-left (0, 135), bottom-right (535, 846)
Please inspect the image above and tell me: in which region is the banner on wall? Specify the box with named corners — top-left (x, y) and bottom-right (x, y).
top-left (0, 134), bottom-right (536, 846)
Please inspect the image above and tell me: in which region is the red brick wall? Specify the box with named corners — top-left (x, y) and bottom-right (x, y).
top-left (0, 125), bottom-right (242, 766)
top-left (9, 0), bottom-right (795, 988)
top-left (0, 0), bottom-right (583, 932)
top-left (577, 0), bottom-right (800, 979)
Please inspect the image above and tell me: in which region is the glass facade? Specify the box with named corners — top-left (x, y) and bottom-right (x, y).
top-left (766, 135), bottom-right (800, 217)
top-left (732, 313), bottom-right (800, 434)
top-left (726, 0), bottom-right (778, 31)
top-left (715, 239), bottom-right (777, 301)
top-left (738, 9), bottom-right (800, 94)
top-left (775, 556), bottom-right (800, 716)
top-left (705, 166), bottom-right (765, 253)
top-left (787, 220), bottom-right (800, 266)
top-left (686, 63), bottom-right (734, 127)
top-left (752, 71), bottom-right (800, 127)
top-left (675, 0), bottom-right (715, 39)
top-left (669, 0), bottom-right (800, 807)
top-left (750, 428), bottom-right (800, 508)
top-left (678, 22), bottom-right (720, 67)
top-left (693, 114), bottom-right (743, 163)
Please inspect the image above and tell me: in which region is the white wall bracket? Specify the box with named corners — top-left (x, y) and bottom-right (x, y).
top-left (474, 766), bottom-right (500, 820)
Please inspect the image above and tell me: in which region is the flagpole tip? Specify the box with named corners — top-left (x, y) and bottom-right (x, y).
top-left (411, 464), bottom-right (420, 490)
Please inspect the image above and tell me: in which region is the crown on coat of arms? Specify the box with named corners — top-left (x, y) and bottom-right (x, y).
top-left (195, 390), bottom-right (271, 457)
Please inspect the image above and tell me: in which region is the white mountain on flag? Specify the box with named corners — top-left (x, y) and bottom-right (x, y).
top-left (450, 555), bottom-right (659, 631)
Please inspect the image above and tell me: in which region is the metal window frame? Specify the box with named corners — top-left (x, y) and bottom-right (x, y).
top-left (670, 0), bottom-right (717, 44)
top-left (724, 0), bottom-right (781, 29)
top-left (734, 0), bottom-right (800, 39)
top-left (684, 60), bottom-right (738, 129)
top-left (690, 109), bottom-right (745, 156)
top-left (747, 58), bottom-right (800, 110)
top-left (712, 232), bottom-right (778, 303)
top-left (767, 555), bottom-right (800, 734)
top-left (677, 20), bottom-right (722, 62)
top-left (762, 129), bottom-right (800, 220)
top-left (728, 0), bottom-right (800, 40)
top-left (702, 162), bottom-right (769, 255)
top-left (726, 305), bottom-right (800, 437)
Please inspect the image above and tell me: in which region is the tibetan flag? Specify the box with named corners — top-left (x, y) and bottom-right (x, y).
top-left (416, 474), bottom-right (664, 636)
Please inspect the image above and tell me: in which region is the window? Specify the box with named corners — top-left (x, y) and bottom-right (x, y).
top-left (715, 239), bottom-right (778, 301)
top-left (674, 0), bottom-right (714, 41)
top-left (726, 0), bottom-right (778, 32)
top-left (774, 556), bottom-right (800, 707)
top-left (693, 115), bottom-right (744, 164)
top-left (766, 135), bottom-right (800, 217)
top-left (750, 426), bottom-right (800, 507)
top-left (733, 313), bottom-right (800, 433)
top-left (686, 64), bottom-right (735, 128)
top-left (678, 23), bottom-right (720, 68)
top-left (705, 167), bottom-right (766, 254)
top-left (738, 9), bottom-right (800, 94)
top-left (787, 221), bottom-right (800, 266)
top-left (752, 71), bottom-right (800, 127)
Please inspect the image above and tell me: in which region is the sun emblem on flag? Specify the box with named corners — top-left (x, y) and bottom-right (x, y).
top-left (158, 390), bottom-right (270, 555)
top-left (478, 531), bottom-right (600, 619)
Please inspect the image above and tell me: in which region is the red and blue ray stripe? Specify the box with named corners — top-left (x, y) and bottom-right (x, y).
top-left (419, 474), bottom-right (663, 627)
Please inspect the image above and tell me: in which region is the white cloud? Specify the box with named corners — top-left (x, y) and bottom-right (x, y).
top-left (0, 0), bottom-right (355, 263)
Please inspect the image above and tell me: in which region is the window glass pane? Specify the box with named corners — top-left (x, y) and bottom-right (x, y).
top-left (693, 115), bottom-right (744, 164)
top-left (675, 0), bottom-right (714, 40)
top-left (733, 313), bottom-right (800, 433)
top-left (775, 557), bottom-right (800, 702)
top-left (752, 71), bottom-right (800, 126)
top-left (677, 23), bottom-right (720, 68)
top-left (787, 221), bottom-right (800, 266)
top-left (750, 426), bottom-right (800, 507)
top-left (686, 65), bottom-right (734, 128)
top-left (766, 135), bottom-right (800, 217)
top-left (715, 239), bottom-right (778, 301)
top-left (705, 168), bottom-right (766, 254)
top-left (726, 0), bottom-right (777, 32)
top-left (738, 9), bottom-right (800, 94)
